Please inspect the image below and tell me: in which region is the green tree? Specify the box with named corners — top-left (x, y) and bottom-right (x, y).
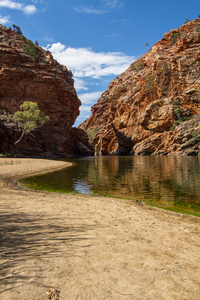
top-left (12, 101), bottom-right (50, 144)
top-left (12, 24), bottom-right (22, 35)
top-left (21, 35), bottom-right (26, 41)
top-left (145, 42), bottom-right (149, 47)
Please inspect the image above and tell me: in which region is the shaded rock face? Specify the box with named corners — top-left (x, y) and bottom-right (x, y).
top-left (80, 18), bottom-right (200, 156)
top-left (0, 25), bottom-right (93, 156)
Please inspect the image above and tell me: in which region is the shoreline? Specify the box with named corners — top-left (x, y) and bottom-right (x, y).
top-left (2, 158), bottom-right (200, 219)
top-left (0, 157), bottom-right (71, 179)
top-left (0, 158), bottom-right (72, 191)
top-left (0, 158), bottom-right (200, 299)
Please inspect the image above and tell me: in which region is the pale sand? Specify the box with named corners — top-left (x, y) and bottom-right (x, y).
top-left (0, 158), bottom-right (199, 300)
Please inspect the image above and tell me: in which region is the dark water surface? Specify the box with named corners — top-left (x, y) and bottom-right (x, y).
top-left (21, 156), bottom-right (200, 215)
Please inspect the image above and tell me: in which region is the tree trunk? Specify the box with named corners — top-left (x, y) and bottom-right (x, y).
top-left (15, 130), bottom-right (25, 144)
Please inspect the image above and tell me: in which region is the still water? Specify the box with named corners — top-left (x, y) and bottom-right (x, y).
top-left (21, 156), bottom-right (200, 215)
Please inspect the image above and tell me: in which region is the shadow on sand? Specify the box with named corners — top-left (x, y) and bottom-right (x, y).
top-left (0, 208), bottom-right (94, 293)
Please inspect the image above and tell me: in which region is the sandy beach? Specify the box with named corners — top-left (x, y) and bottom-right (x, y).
top-left (0, 158), bottom-right (199, 300)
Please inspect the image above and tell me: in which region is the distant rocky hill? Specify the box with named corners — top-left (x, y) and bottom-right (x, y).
top-left (80, 18), bottom-right (200, 156)
top-left (0, 25), bottom-right (93, 156)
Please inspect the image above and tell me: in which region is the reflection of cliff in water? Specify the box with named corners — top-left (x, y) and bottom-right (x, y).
top-left (84, 156), bottom-right (200, 209)
top-left (21, 156), bottom-right (200, 213)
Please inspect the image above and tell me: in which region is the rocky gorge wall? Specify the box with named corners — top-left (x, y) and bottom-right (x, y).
top-left (0, 25), bottom-right (93, 157)
top-left (80, 18), bottom-right (200, 156)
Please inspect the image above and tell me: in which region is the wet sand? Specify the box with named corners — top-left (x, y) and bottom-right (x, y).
top-left (0, 158), bottom-right (199, 300)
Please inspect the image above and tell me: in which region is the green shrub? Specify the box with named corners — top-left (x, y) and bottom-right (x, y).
top-left (21, 35), bottom-right (26, 41)
top-left (171, 32), bottom-right (181, 45)
top-left (196, 85), bottom-right (200, 97)
top-left (170, 120), bottom-right (181, 131)
top-left (192, 129), bottom-right (200, 137)
top-left (22, 40), bottom-right (37, 62)
top-left (184, 18), bottom-right (190, 24)
top-left (188, 135), bottom-right (200, 146)
top-left (174, 107), bottom-right (182, 119)
top-left (170, 124), bottom-right (177, 131)
top-left (172, 100), bottom-right (180, 106)
top-left (174, 120), bottom-right (180, 125)
top-left (180, 116), bottom-right (187, 122)
top-left (0, 160), bottom-right (21, 166)
top-left (132, 62), bottom-right (143, 73)
top-left (87, 126), bottom-right (99, 143)
top-left (196, 26), bottom-right (200, 32)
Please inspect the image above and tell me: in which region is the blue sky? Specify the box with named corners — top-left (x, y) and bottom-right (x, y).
top-left (0, 0), bottom-right (200, 126)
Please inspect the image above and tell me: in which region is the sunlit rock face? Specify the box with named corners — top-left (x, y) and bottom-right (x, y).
top-left (0, 25), bottom-right (93, 156)
top-left (80, 18), bottom-right (200, 156)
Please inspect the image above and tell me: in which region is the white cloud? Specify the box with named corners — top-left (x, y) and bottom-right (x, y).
top-left (74, 7), bottom-right (106, 15)
top-left (110, 19), bottom-right (127, 23)
top-left (46, 42), bottom-right (65, 52)
top-left (43, 36), bottom-right (54, 43)
top-left (44, 39), bottom-right (135, 125)
top-left (103, 0), bottom-right (123, 9)
top-left (74, 78), bottom-right (88, 92)
top-left (105, 32), bottom-right (120, 39)
top-left (79, 105), bottom-right (92, 119)
top-left (45, 43), bottom-right (135, 79)
top-left (78, 91), bottom-right (103, 104)
top-left (0, 13), bottom-right (9, 23)
top-left (0, 0), bottom-right (37, 14)
top-left (74, 0), bottom-right (123, 15)
top-left (80, 106), bottom-right (92, 113)
top-left (74, 105), bottom-right (92, 126)
top-left (23, 4), bottom-right (36, 14)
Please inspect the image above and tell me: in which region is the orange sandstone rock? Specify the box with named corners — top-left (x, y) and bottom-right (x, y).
top-left (80, 18), bottom-right (200, 156)
top-left (0, 25), bottom-right (93, 156)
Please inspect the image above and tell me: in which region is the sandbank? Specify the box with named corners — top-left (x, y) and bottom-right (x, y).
top-left (0, 158), bottom-right (199, 299)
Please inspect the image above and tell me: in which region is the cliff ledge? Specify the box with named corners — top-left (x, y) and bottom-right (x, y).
top-left (80, 18), bottom-right (200, 156)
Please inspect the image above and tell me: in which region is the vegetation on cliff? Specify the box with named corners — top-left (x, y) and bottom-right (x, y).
top-left (80, 17), bottom-right (200, 156)
top-left (0, 24), bottom-right (93, 157)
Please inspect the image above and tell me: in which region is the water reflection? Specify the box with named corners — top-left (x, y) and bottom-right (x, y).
top-left (73, 179), bottom-right (93, 195)
top-left (90, 156), bottom-right (200, 207)
top-left (21, 156), bottom-right (200, 214)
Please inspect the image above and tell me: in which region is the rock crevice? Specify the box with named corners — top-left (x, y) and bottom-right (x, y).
top-left (80, 18), bottom-right (200, 156)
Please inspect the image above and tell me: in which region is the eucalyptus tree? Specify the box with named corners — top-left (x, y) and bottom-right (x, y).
top-left (12, 101), bottom-right (50, 144)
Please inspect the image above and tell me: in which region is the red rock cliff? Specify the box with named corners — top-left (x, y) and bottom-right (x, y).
top-left (0, 25), bottom-right (93, 156)
top-left (80, 18), bottom-right (200, 156)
